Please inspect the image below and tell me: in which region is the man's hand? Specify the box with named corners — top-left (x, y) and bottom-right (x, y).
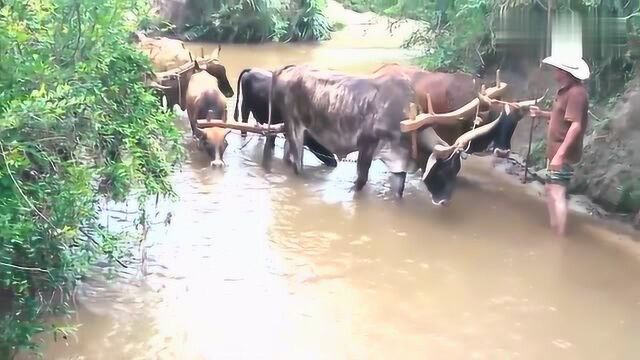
top-left (549, 152), bottom-right (565, 170)
top-left (529, 106), bottom-right (543, 118)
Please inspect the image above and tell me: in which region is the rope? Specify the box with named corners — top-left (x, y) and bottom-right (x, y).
top-left (238, 135), bottom-right (255, 150)
top-left (458, 105), bottom-right (481, 160)
top-left (172, 74), bottom-right (182, 109)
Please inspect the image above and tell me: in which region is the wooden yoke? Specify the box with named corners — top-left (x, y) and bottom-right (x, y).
top-left (197, 119), bottom-right (285, 135)
top-left (403, 69), bottom-right (508, 159)
top-left (408, 103), bottom-right (419, 159)
top-left (401, 77), bottom-right (508, 132)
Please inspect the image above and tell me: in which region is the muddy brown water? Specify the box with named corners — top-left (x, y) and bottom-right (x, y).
top-left (24, 42), bottom-right (640, 360)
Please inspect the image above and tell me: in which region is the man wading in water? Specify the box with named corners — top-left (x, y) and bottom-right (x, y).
top-left (529, 56), bottom-right (590, 236)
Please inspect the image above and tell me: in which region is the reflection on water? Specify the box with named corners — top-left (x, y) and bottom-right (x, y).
top-left (24, 39), bottom-right (640, 360)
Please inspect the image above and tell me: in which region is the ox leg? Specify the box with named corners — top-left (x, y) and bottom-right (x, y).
top-left (354, 144), bottom-right (376, 192)
top-left (240, 102), bottom-right (251, 138)
top-left (304, 134), bottom-right (337, 168)
top-left (284, 120), bottom-right (306, 175)
top-left (189, 117), bottom-right (198, 136)
top-left (261, 135), bottom-right (277, 171)
top-left (291, 130), bottom-right (305, 175)
top-left (283, 140), bottom-right (293, 166)
top-left (390, 172), bottom-right (407, 198)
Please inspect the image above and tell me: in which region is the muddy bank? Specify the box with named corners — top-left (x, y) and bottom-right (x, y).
top-left (575, 75), bottom-right (640, 215)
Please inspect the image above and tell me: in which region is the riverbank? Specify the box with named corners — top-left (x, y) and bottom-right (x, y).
top-left (324, 0), bottom-right (425, 49)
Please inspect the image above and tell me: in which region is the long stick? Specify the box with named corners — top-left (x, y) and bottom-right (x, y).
top-left (523, 116), bottom-right (536, 184)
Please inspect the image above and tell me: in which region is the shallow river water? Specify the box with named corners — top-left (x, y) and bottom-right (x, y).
top-left (27, 39), bottom-right (640, 360)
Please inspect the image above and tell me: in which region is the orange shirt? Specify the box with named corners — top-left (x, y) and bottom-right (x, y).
top-left (546, 81), bottom-right (589, 164)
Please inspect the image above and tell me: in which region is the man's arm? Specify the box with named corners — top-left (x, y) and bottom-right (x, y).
top-left (552, 121), bottom-right (583, 162)
top-left (529, 106), bottom-right (551, 119)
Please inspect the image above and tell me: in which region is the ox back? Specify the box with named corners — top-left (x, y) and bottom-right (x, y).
top-left (271, 65), bottom-right (415, 158)
top-left (194, 90), bottom-right (225, 121)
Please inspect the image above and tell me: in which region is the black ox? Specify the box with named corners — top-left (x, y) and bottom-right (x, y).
top-left (234, 68), bottom-right (338, 167)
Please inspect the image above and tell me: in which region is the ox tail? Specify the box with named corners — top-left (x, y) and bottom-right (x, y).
top-left (234, 68), bottom-right (251, 121)
top-left (267, 72), bottom-right (274, 129)
top-left (262, 67), bottom-right (277, 169)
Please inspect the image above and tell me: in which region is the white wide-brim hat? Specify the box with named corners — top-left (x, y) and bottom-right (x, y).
top-left (542, 56), bottom-right (590, 80)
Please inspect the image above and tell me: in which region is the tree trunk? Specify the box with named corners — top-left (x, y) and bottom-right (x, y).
top-left (546, 0), bottom-right (553, 56)
top-left (436, 0), bottom-right (448, 30)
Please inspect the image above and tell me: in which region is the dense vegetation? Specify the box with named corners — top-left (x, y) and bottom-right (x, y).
top-left (338, 0), bottom-right (639, 74)
top-left (0, 0), bottom-right (182, 357)
top-left (159, 0), bottom-right (333, 42)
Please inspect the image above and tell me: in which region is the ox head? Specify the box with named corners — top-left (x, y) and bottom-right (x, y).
top-left (193, 110), bottom-right (231, 168)
top-left (144, 74), bottom-right (172, 107)
top-left (420, 112), bottom-right (505, 206)
top-left (419, 90), bottom-right (548, 206)
top-left (474, 90), bottom-right (548, 157)
top-left (198, 45), bottom-right (234, 98)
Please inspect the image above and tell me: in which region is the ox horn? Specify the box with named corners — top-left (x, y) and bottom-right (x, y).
top-left (432, 112), bottom-right (505, 158)
top-left (418, 127), bottom-right (457, 160)
top-left (515, 88), bottom-right (549, 108)
top-left (478, 90), bottom-right (493, 108)
top-left (145, 77), bottom-right (171, 90)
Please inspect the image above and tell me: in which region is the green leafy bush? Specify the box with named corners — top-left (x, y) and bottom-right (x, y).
top-left (181, 0), bottom-right (333, 42)
top-left (0, 0), bottom-right (182, 357)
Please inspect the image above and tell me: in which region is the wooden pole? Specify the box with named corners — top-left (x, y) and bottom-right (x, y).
top-left (426, 93), bottom-right (434, 114)
top-left (409, 103), bottom-right (419, 159)
top-left (523, 117), bottom-right (536, 184)
top-left (523, 93), bottom-right (542, 184)
top-left (201, 47), bottom-right (204, 58)
top-left (196, 119), bottom-right (284, 134)
top-left (547, 0), bottom-right (554, 56)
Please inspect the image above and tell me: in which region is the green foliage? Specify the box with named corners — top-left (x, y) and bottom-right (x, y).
top-left (0, 0), bottom-right (182, 356)
top-left (529, 138), bottom-right (548, 170)
top-left (181, 0), bottom-right (333, 42)
top-left (339, 0), bottom-right (433, 18)
top-left (413, 0), bottom-right (492, 71)
top-left (620, 178), bottom-right (640, 213)
top-left (337, 0), bottom-right (492, 71)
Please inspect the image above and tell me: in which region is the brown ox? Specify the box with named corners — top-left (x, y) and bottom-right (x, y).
top-left (147, 45), bottom-right (234, 110)
top-left (185, 62), bottom-right (230, 167)
top-left (373, 63), bottom-right (543, 158)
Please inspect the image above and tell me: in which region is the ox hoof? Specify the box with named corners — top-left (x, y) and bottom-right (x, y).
top-left (353, 180), bottom-right (367, 192)
top-left (493, 148), bottom-right (511, 158)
